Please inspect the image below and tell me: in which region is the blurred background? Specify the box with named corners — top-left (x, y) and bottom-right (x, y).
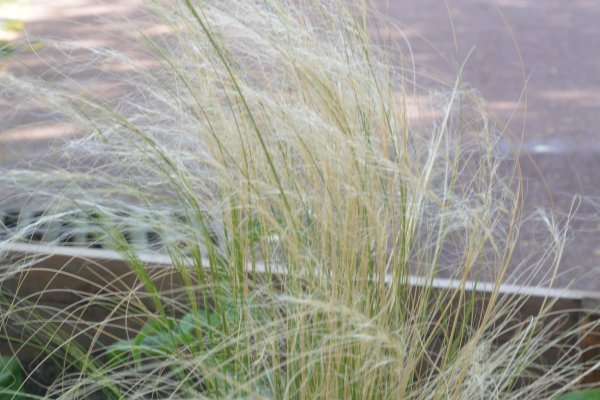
top-left (1, 0), bottom-right (599, 290)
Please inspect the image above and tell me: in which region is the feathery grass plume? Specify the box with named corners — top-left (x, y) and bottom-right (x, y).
top-left (0, 0), bottom-right (595, 398)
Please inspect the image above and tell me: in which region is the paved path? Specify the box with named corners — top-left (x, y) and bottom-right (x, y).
top-left (387, 0), bottom-right (600, 154)
top-left (1, 0), bottom-right (600, 289)
top-left (383, 0), bottom-right (600, 290)
top-left (0, 0), bottom-right (148, 165)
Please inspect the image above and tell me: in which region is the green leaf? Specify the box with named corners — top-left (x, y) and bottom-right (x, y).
top-left (3, 20), bottom-right (23, 32)
top-left (106, 311), bottom-right (220, 368)
top-left (558, 389), bottom-right (600, 400)
top-left (0, 356), bottom-right (26, 400)
top-left (179, 310), bottom-right (219, 332)
top-left (0, 41), bottom-right (15, 58)
top-left (105, 340), bottom-right (137, 368)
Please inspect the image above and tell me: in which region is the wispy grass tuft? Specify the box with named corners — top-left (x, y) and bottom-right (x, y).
top-left (0, 0), bottom-right (595, 398)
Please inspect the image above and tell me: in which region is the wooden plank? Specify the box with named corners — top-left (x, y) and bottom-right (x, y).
top-left (2, 242), bottom-right (599, 304)
top-left (0, 241), bottom-right (598, 376)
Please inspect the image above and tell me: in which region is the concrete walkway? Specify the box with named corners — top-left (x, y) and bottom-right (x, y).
top-left (0, 0), bottom-right (149, 164)
top-left (1, 0), bottom-right (600, 290)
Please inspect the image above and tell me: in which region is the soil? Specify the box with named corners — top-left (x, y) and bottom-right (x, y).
top-left (22, 358), bottom-right (108, 399)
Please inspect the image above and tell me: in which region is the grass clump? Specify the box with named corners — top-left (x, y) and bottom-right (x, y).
top-left (0, 0), bottom-right (596, 398)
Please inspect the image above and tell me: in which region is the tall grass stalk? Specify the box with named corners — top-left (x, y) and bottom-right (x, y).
top-left (0, 0), bottom-right (594, 398)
